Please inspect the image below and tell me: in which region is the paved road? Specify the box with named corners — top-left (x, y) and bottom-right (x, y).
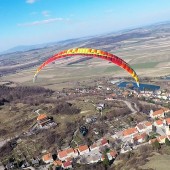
top-left (113, 99), bottom-right (138, 114)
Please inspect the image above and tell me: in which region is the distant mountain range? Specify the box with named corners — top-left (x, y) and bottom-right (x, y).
top-left (0, 20), bottom-right (170, 76)
top-left (1, 20), bottom-right (170, 55)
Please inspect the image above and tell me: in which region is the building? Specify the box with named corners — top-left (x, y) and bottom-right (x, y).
top-left (62, 161), bottom-right (72, 169)
top-left (132, 133), bottom-right (147, 144)
top-left (90, 143), bottom-right (99, 151)
top-left (58, 150), bottom-right (68, 161)
top-left (106, 150), bottom-right (117, 161)
top-left (163, 117), bottom-right (170, 126)
top-left (136, 124), bottom-right (146, 133)
top-left (157, 135), bottom-right (166, 144)
top-left (123, 127), bottom-right (138, 138)
top-left (144, 121), bottom-right (153, 130)
top-left (78, 145), bottom-right (89, 155)
top-left (154, 120), bottom-right (163, 127)
top-left (42, 153), bottom-right (53, 164)
top-left (150, 109), bottom-right (165, 119)
top-left (37, 114), bottom-right (51, 128)
top-left (100, 138), bottom-right (109, 147)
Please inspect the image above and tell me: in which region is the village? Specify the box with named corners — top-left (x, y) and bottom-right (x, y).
top-left (1, 78), bottom-right (170, 170)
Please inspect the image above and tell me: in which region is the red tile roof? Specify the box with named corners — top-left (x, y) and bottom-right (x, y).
top-left (78, 145), bottom-right (89, 152)
top-left (152, 109), bottom-right (164, 116)
top-left (158, 135), bottom-right (166, 140)
top-left (42, 153), bottom-right (52, 161)
top-left (123, 127), bottom-right (138, 136)
top-left (37, 114), bottom-right (47, 121)
top-left (90, 143), bottom-right (98, 149)
top-left (144, 121), bottom-right (152, 127)
top-left (134, 133), bottom-right (147, 141)
top-left (58, 150), bottom-right (67, 158)
top-left (101, 138), bottom-right (108, 145)
top-left (110, 150), bottom-right (117, 158)
top-left (63, 161), bottom-right (72, 168)
top-left (66, 148), bottom-right (74, 154)
top-left (155, 120), bottom-right (163, 125)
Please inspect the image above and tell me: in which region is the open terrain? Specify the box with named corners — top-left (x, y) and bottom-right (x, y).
top-left (0, 22), bottom-right (170, 90)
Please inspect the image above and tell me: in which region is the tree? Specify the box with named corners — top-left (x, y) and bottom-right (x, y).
top-left (102, 154), bottom-right (109, 170)
top-left (165, 138), bottom-right (170, 146)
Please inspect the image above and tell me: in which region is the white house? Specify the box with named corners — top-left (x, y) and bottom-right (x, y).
top-left (106, 150), bottom-right (117, 161)
top-left (58, 150), bottom-right (68, 161)
top-left (150, 109), bottom-right (165, 119)
top-left (78, 145), bottom-right (89, 155)
top-left (154, 120), bottom-right (163, 127)
top-left (123, 127), bottom-right (138, 138)
top-left (42, 153), bottom-right (53, 164)
top-left (132, 132), bottom-right (147, 144)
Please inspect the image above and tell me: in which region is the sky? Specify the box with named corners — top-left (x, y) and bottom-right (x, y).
top-left (0, 0), bottom-right (170, 52)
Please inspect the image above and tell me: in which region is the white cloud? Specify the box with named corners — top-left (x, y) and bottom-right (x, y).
top-left (18, 18), bottom-right (67, 26)
top-left (26, 0), bottom-right (37, 4)
top-left (42, 10), bottom-right (50, 17)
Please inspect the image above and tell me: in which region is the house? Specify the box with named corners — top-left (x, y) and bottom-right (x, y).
top-left (42, 153), bottom-right (53, 164)
top-left (62, 161), bottom-right (72, 169)
top-left (58, 150), bottom-right (68, 161)
top-left (120, 145), bottom-right (132, 153)
top-left (100, 138), bottom-right (109, 147)
top-left (106, 150), bottom-right (117, 161)
top-left (90, 143), bottom-right (99, 151)
top-left (157, 135), bottom-right (166, 144)
top-left (163, 108), bottom-right (170, 113)
top-left (37, 114), bottom-right (51, 128)
top-left (132, 133), bottom-right (147, 144)
top-left (150, 109), bottom-right (165, 119)
top-left (84, 153), bottom-right (102, 164)
top-left (164, 125), bottom-right (170, 135)
top-left (78, 145), bottom-right (89, 155)
top-left (144, 121), bottom-right (153, 130)
top-left (136, 124), bottom-right (145, 133)
top-left (149, 138), bottom-right (158, 144)
top-left (163, 117), bottom-right (170, 126)
top-left (123, 127), bottom-right (138, 138)
top-left (154, 120), bottom-right (163, 127)
top-left (66, 148), bottom-right (78, 158)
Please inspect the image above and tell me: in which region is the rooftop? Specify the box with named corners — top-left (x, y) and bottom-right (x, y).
top-left (155, 120), bottom-right (163, 125)
top-left (58, 150), bottom-right (67, 158)
top-left (144, 121), bottom-right (152, 127)
top-left (123, 127), bottom-right (138, 136)
top-left (78, 145), bottom-right (89, 152)
top-left (42, 153), bottom-right (52, 161)
top-left (37, 114), bottom-right (47, 121)
top-left (63, 161), bottom-right (72, 168)
top-left (152, 109), bottom-right (164, 116)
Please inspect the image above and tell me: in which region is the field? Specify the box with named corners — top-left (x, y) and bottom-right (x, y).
top-left (141, 154), bottom-right (170, 170)
top-left (1, 22), bottom-right (170, 90)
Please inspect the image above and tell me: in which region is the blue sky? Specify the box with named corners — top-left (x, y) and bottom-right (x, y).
top-left (0, 0), bottom-right (170, 51)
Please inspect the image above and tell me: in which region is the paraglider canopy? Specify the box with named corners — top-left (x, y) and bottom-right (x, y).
top-left (33, 48), bottom-right (139, 87)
